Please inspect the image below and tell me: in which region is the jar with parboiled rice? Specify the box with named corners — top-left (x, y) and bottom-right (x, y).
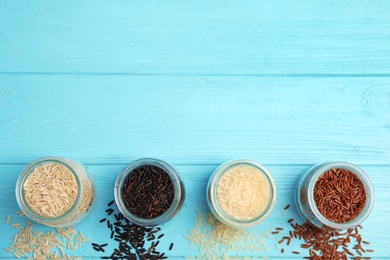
top-left (15, 157), bottom-right (96, 227)
top-left (207, 159), bottom-right (277, 228)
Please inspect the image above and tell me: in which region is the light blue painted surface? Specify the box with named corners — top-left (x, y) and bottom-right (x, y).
top-left (1, 1), bottom-right (390, 259)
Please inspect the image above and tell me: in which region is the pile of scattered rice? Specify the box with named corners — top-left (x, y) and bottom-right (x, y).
top-left (184, 205), bottom-right (275, 259)
top-left (275, 205), bottom-right (375, 259)
top-left (4, 211), bottom-right (89, 259)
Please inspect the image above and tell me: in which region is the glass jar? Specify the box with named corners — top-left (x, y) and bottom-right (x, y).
top-left (207, 159), bottom-right (277, 229)
top-left (114, 158), bottom-right (185, 227)
top-left (295, 162), bottom-right (374, 230)
top-left (15, 157), bottom-right (96, 227)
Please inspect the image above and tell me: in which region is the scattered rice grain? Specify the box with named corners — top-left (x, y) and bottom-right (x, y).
top-left (12, 223), bottom-right (22, 229)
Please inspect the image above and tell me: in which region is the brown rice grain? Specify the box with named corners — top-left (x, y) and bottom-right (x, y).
top-left (12, 223), bottom-right (22, 229)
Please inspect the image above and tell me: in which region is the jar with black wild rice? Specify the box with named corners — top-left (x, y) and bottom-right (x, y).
top-left (15, 157), bottom-right (96, 227)
top-left (295, 162), bottom-right (374, 230)
top-left (114, 158), bottom-right (185, 227)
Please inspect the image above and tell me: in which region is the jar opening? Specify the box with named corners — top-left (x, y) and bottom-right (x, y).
top-left (121, 165), bottom-right (174, 219)
top-left (19, 159), bottom-right (82, 221)
top-left (15, 157), bottom-right (96, 228)
top-left (115, 158), bottom-right (184, 227)
top-left (306, 162), bottom-right (374, 230)
top-left (313, 168), bottom-right (366, 224)
top-left (208, 160), bottom-right (277, 229)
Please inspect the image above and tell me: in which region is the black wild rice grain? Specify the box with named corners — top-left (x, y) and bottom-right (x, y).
top-left (99, 218), bottom-right (107, 223)
top-left (108, 200), bottom-right (115, 207)
top-left (95, 199), bottom-right (169, 260)
top-left (157, 234), bottom-right (164, 239)
top-left (104, 208), bottom-right (114, 216)
top-left (150, 229), bottom-right (159, 234)
top-left (122, 165), bottom-right (174, 219)
top-left (169, 243), bottom-right (174, 251)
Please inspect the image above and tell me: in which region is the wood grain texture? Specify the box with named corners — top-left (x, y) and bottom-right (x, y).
top-left (0, 164), bottom-right (389, 259)
top-left (0, 0), bottom-right (390, 74)
top-left (1, 78), bottom-right (390, 165)
top-left (1, 0), bottom-right (390, 259)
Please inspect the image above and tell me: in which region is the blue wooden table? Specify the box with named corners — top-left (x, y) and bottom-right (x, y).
top-left (1, 1), bottom-right (389, 259)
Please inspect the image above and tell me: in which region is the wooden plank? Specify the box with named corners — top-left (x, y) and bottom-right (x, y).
top-left (1, 75), bottom-right (390, 165)
top-left (0, 0), bottom-right (389, 74)
top-left (0, 163), bottom-right (388, 258)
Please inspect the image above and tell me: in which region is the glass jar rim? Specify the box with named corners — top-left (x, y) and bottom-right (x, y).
top-left (208, 159), bottom-right (277, 228)
top-left (307, 162), bottom-right (375, 230)
top-left (15, 156), bottom-right (82, 222)
top-left (114, 158), bottom-right (184, 227)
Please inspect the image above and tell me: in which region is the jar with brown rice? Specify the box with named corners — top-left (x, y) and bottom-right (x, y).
top-left (15, 157), bottom-right (96, 227)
